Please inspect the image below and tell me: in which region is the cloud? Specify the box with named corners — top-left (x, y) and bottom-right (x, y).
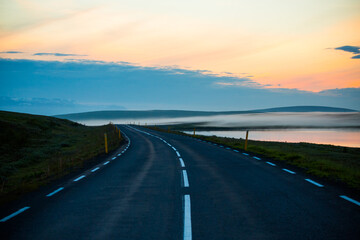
top-left (0, 96), bottom-right (125, 115)
top-left (333, 45), bottom-right (360, 59)
top-left (34, 52), bottom-right (87, 57)
top-left (0, 51), bottom-right (23, 54)
top-left (334, 46), bottom-right (360, 54)
top-left (0, 58), bottom-right (359, 114)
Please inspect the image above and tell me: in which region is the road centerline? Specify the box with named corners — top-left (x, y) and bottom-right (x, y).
top-left (182, 170), bottom-right (189, 187)
top-left (183, 194), bottom-right (192, 240)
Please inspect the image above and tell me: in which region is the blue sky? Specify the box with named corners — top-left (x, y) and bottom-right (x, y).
top-left (0, 58), bottom-right (359, 115)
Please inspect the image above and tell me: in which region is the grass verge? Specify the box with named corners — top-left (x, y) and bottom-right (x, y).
top-left (0, 111), bottom-right (123, 204)
top-left (147, 126), bottom-right (360, 191)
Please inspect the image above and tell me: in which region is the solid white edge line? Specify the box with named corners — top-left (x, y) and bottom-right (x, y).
top-left (91, 167), bottom-right (100, 172)
top-left (183, 195), bottom-right (192, 240)
top-left (305, 179), bottom-right (324, 187)
top-left (339, 195), bottom-right (360, 207)
top-left (182, 170), bottom-right (189, 187)
top-left (179, 158), bottom-right (185, 167)
top-left (73, 175), bottom-right (86, 182)
top-left (103, 161), bottom-right (110, 165)
top-left (266, 161), bottom-right (276, 166)
top-left (0, 207), bottom-right (31, 222)
top-left (46, 187), bottom-right (64, 197)
top-left (282, 168), bottom-right (296, 174)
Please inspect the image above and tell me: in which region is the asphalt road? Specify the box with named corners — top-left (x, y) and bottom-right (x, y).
top-left (0, 125), bottom-right (359, 239)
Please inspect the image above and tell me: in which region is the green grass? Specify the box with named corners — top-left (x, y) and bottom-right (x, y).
top-left (147, 126), bottom-right (360, 191)
top-left (0, 111), bottom-right (123, 203)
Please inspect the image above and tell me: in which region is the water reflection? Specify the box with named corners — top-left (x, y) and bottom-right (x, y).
top-left (184, 129), bottom-right (360, 148)
top-left (73, 112), bottom-right (360, 148)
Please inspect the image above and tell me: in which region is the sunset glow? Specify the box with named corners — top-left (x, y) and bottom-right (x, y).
top-left (1, 0), bottom-right (359, 92)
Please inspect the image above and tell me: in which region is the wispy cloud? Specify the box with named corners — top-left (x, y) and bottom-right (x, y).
top-left (334, 45), bottom-right (360, 54)
top-left (333, 45), bottom-right (360, 59)
top-left (0, 51), bottom-right (23, 54)
top-left (34, 52), bottom-right (87, 57)
top-left (1, 58), bottom-right (359, 113)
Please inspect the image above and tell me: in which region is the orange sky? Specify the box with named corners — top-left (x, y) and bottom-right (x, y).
top-left (1, 0), bottom-right (359, 92)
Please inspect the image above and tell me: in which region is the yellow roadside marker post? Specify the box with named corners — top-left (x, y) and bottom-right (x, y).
top-left (193, 128), bottom-right (196, 137)
top-left (244, 130), bottom-right (249, 151)
top-left (104, 133), bottom-right (108, 154)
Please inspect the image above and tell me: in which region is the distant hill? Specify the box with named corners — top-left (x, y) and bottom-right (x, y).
top-left (254, 106), bottom-right (357, 113)
top-left (55, 106), bottom-right (357, 121)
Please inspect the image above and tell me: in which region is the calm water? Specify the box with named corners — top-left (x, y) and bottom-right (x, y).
top-left (76, 112), bottom-right (360, 148)
top-left (185, 129), bottom-right (360, 148)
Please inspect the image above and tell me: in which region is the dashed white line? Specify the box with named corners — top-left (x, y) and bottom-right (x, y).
top-left (111, 157), bottom-right (117, 160)
top-left (91, 167), bottom-right (100, 172)
top-left (339, 195), bottom-right (360, 207)
top-left (266, 161), bottom-right (276, 166)
top-left (46, 187), bottom-right (64, 197)
top-left (73, 175), bottom-right (86, 182)
top-left (0, 207), bottom-right (31, 222)
top-left (282, 168), bottom-right (296, 174)
top-left (233, 150), bottom-right (239, 153)
top-left (117, 153), bottom-right (121, 156)
top-left (242, 153), bottom-right (249, 156)
top-left (182, 170), bottom-right (189, 187)
top-left (253, 157), bottom-right (261, 160)
top-left (226, 147), bottom-right (231, 150)
top-left (103, 161), bottom-right (110, 165)
top-left (305, 179), bottom-right (324, 187)
top-left (179, 158), bottom-right (185, 167)
top-left (176, 151), bottom-right (181, 157)
top-left (183, 195), bottom-right (192, 240)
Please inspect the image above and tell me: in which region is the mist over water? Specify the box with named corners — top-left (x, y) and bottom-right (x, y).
top-left (76, 112), bottom-right (360, 147)
top-left (79, 112), bottom-right (360, 128)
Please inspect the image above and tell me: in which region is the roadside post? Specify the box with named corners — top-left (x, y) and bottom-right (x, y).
top-left (244, 130), bottom-right (249, 151)
top-left (104, 133), bottom-right (108, 154)
top-left (193, 128), bottom-right (196, 137)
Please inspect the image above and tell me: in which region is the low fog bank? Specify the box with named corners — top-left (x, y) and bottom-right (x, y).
top-left (76, 112), bottom-right (360, 129)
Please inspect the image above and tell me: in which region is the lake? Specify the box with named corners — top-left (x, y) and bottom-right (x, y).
top-left (74, 112), bottom-right (360, 148)
top-left (184, 129), bottom-right (360, 148)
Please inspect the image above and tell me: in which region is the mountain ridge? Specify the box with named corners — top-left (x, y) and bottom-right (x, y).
top-left (55, 106), bottom-right (357, 121)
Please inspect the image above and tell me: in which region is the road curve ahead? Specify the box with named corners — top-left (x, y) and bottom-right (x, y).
top-left (0, 125), bottom-right (359, 239)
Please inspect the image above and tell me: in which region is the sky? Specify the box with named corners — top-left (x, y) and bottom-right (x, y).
top-left (0, 0), bottom-right (359, 114)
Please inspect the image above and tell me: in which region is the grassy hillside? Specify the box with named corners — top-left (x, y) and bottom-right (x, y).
top-left (0, 111), bottom-right (122, 203)
top-left (148, 126), bottom-right (360, 191)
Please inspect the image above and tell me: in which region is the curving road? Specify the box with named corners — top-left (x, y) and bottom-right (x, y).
top-left (0, 125), bottom-right (359, 239)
